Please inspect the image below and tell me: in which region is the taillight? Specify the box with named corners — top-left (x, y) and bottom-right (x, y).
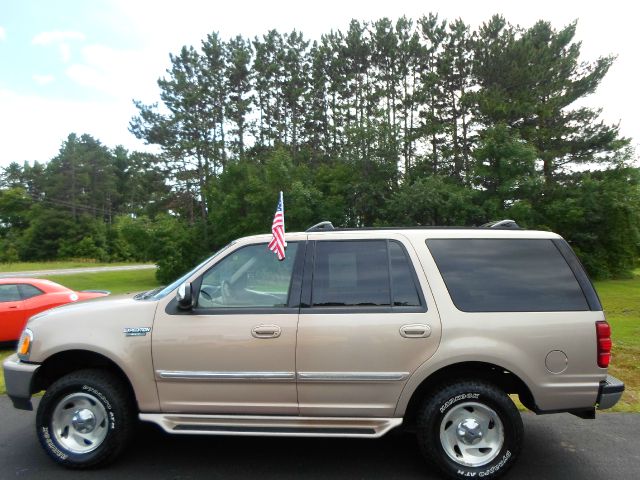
top-left (596, 321), bottom-right (612, 368)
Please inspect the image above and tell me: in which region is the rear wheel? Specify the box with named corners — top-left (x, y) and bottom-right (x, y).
top-left (416, 380), bottom-right (523, 479)
top-left (36, 369), bottom-right (135, 468)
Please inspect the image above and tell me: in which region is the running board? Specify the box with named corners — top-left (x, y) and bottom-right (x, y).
top-left (139, 414), bottom-right (402, 438)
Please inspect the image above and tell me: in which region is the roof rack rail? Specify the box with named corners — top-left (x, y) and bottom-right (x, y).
top-left (306, 221), bottom-right (335, 232)
top-left (480, 219), bottom-right (521, 229)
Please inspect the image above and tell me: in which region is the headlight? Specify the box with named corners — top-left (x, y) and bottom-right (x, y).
top-left (17, 328), bottom-right (33, 361)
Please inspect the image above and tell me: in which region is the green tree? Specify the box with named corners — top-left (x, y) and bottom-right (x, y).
top-left (131, 46), bottom-right (212, 226)
top-left (382, 175), bottom-right (479, 226)
top-left (415, 14), bottom-right (447, 173)
top-left (225, 36), bottom-right (253, 158)
top-left (473, 16), bottom-right (628, 182)
top-left (472, 123), bottom-right (538, 213)
top-left (531, 162), bottom-right (640, 278)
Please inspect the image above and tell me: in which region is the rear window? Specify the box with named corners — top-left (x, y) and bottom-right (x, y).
top-left (426, 239), bottom-right (589, 312)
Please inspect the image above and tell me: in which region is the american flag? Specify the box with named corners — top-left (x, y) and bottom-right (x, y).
top-left (268, 191), bottom-right (286, 260)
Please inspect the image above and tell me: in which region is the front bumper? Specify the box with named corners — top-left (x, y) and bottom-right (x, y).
top-left (2, 353), bottom-right (40, 411)
top-left (596, 374), bottom-right (625, 410)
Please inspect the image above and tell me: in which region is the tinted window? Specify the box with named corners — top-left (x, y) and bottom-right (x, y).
top-left (198, 243), bottom-right (299, 308)
top-left (312, 240), bottom-right (390, 307)
top-left (390, 241), bottom-right (421, 306)
top-left (0, 284), bottom-right (21, 302)
top-left (427, 239), bottom-right (589, 312)
top-left (19, 284), bottom-right (44, 300)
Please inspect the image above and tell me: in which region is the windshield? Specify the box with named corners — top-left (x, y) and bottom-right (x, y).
top-left (145, 241), bottom-right (236, 300)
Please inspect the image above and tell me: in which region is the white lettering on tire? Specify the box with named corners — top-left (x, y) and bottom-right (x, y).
top-left (479, 450), bottom-right (511, 477)
top-left (440, 393), bottom-right (480, 413)
top-left (41, 426), bottom-right (68, 460)
top-left (82, 385), bottom-right (112, 410)
top-left (455, 451), bottom-right (512, 478)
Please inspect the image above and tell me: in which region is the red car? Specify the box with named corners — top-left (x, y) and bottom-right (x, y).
top-left (0, 278), bottom-right (109, 342)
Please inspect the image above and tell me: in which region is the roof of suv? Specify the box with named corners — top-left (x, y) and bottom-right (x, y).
top-left (240, 227), bottom-right (562, 243)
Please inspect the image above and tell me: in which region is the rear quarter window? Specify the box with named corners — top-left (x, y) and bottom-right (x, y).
top-left (426, 239), bottom-right (590, 312)
top-left (19, 284), bottom-right (44, 300)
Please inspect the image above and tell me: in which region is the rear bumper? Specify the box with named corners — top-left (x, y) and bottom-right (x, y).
top-left (596, 374), bottom-right (625, 410)
top-left (2, 353), bottom-right (40, 411)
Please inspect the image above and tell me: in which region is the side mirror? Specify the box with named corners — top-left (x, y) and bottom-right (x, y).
top-left (176, 282), bottom-right (193, 310)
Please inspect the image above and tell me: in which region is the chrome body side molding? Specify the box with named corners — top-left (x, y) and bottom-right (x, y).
top-left (156, 371), bottom-right (295, 381)
top-left (297, 372), bottom-right (410, 382)
top-left (156, 371), bottom-right (409, 382)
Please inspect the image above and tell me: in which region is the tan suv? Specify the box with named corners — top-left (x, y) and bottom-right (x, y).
top-left (3, 223), bottom-right (625, 479)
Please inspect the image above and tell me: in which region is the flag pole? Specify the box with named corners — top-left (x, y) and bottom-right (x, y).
top-left (280, 191), bottom-right (287, 247)
top-left (268, 191), bottom-right (287, 261)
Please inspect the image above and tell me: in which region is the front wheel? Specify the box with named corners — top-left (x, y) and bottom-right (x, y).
top-left (36, 369), bottom-right (135, 468)
top-left (416, 380), bottom-right (523, 479)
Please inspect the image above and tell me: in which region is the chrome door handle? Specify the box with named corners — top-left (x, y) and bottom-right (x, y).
top-left (400, 324), bottom-right (431, 338)
top-left (251, 325), bottom-right (281, 339)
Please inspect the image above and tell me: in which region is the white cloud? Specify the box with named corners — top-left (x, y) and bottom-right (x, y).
top-left (59, 43), bottom-right (72, 62)
top-left (0, 88), bottom-right (153, 166)
top-left (32, 30), bottom-right (85, 45)
top-left (32, 30), bottom-right (86, 63)
top-left (32, 74), bottom-right (55, 85)
top-left (65, 43), bottom-right (164, 101)
top-left (0, 26), bottom-right (6, 41)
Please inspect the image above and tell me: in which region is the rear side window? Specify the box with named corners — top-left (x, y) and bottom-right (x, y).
top-left (19, 284), bottom-right (44, 300)
top-left (426, 239), bottom-right (589, 312)
top-left (311, 240), bottom-right (423, 308)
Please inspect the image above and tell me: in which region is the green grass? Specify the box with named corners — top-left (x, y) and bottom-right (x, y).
top-left (1, 269), bottom-right (638, 410)
top-left (46, 269), bottom-right (161, 296)
top-left (0, 261), bottom-right (154, 273)
top-left (594, 270), bottom-right (640, 412)
top-left (0, 349), bottom-right (13, 395)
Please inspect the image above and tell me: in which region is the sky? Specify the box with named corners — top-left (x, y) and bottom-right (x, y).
top-left (0, 0), bottom-right (638, 168)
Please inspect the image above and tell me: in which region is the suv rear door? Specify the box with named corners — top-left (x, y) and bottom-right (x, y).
top-left (296, 233), bottom-right (442, 417)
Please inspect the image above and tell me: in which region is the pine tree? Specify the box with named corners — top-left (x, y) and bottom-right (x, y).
top-left (225, 36), bottom-right (253, 159)
top-left (473, 17), bottom-right (628, 182)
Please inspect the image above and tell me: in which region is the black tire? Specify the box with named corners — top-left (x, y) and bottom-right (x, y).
top-left (416, 380), bottom-right (523, 480)
top-left (36, 369), bottom-right (135, 469)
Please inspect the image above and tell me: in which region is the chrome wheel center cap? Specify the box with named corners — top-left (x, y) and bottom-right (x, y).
top-left (457, 418), bottom-right (483, 445)
top-left (71, 408), bottom-right (96, 434)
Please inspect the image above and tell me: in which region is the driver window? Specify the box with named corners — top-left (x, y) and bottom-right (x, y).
top-left (198, 243), bottom-right (299, 308)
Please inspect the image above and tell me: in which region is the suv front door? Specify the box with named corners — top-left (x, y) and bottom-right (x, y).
top-left (152, 241), bottom-right (305, 414)
top-left (296, 234), bottom-right (442, 417)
